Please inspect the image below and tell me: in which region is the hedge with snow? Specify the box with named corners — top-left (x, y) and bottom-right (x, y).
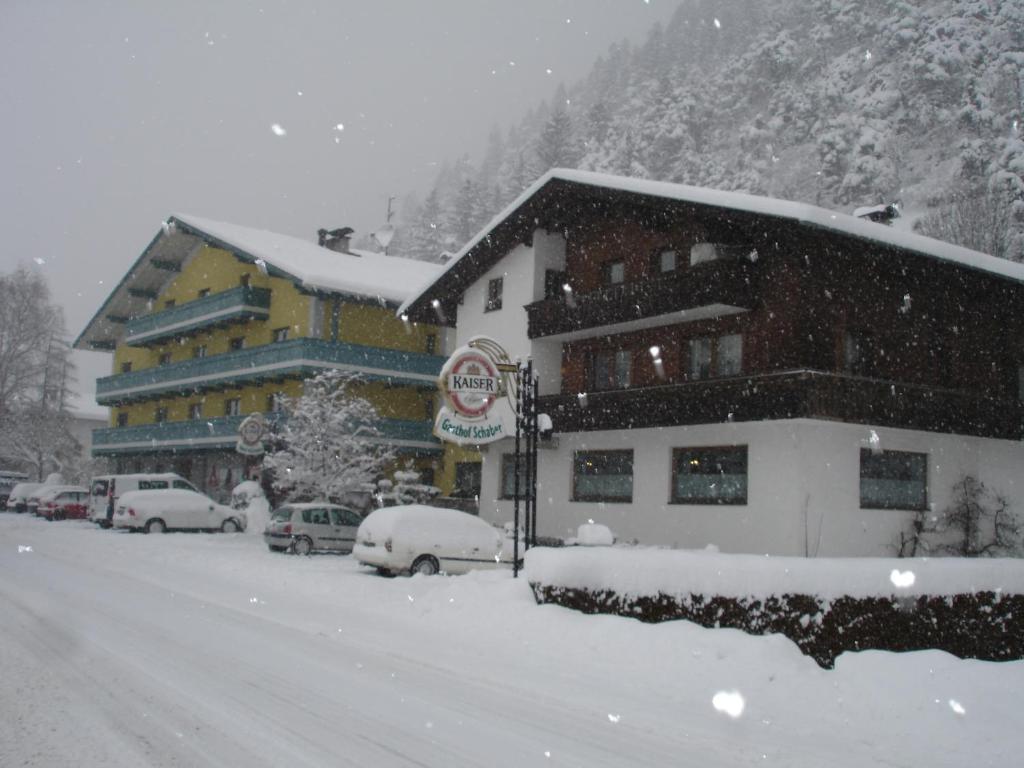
top-left (526, 547), bottom-right (1024, 668)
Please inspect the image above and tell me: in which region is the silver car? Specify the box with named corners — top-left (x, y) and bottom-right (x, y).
top-left (263, 503), bottom-right (363, 555)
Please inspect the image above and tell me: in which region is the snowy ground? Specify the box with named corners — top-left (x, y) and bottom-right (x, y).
top-left (1, 514), bottom-right (1021, 767)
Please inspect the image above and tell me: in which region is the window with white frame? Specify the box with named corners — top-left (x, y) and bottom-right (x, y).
top-left (225, 398), bottom-right (241, 417)
top-left (688, 334), bottom-right (742, 379)
top-left (485, 277), bottom-right (503, 312)
top-left (189, 402), bottom-right (203, 420)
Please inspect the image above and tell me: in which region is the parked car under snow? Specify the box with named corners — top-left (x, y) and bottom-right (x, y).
top-left (353, 504), bottom-right (520, 576)
top-left (113, 488), bottom-right (246, 534)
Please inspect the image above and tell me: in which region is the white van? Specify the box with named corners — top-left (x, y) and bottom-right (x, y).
top-left (89, 473), bottom-right (198, 527)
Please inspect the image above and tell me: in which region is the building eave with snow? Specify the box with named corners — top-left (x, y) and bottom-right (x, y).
top-left (402, 169), bottom-right (1024, 556)
top-left (74, 215), bottom-right (449, 499)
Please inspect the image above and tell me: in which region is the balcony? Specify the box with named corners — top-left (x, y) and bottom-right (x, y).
top-left (124, 286), bottom-right (272, 346)
top-left (93, 414), bottom-right (441, 455)
top-left (96, 338), bottom-right (445, 405)
top-left (525, 259), bottom-right (757, 340)
top-left (539, 370), bottom-right (1023, 440)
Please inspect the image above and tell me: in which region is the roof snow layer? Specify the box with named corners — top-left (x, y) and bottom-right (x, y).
top-left (399, 168), bottom-right (1024, 315)
top-left (174, 214), bottom-right (442, 305)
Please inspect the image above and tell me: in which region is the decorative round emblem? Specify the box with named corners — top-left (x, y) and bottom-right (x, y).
top-left (441, 350), bottom-right (501, 420)
top-left (237, 413), bottom-right (266, 448)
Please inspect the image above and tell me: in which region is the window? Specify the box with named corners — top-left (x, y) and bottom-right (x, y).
top-left (272, 327), bottom-right (289, 343)
top-left (164, 299), bottom-right (176, 309)
top-left (120, 361), bottom-right (132, 373)
top-left (653, 248), bottom-right (677, 274)
top-left (225, 398), bottom-right (241, 417)
top-left (239, 274), bottom-right (251, 287)
top-left (229, 337), bottom-right (245, 351)
top-left (172, 479), bottom-right (196, 490)
top-left (116, 412), bottom-right (129, 428)
top-left (331, 508), bottom-right (362, 527)
top-left (545, 269), bottom-right (568, 299)
top-left (573, 450), bottom-right (633, 503)
top-left (672, 446), bottom-right (748, 504)
top-left (137, 480), bottom-right (169, 490)
top-left (267, 392), bottom-right (287, 412)
top-left (419, 468), bottom-right (435, 487)
top-left (688, 334), bottom-right (742, 379)
top-left (197, 288), bottom-right (210, 298)
top-left (602, 260), bottom-right (625, 286)
top-left (844, 330), bottom-right (876, 376)
top-left (154, 407), bottom-right (168, 423)
top-left (189, 402), bottom-right (203, 420)
top-left (587, 349), bottom-right (632, 391)
top-left (424, 396), bottom-right (434, 421)
top-left (425, 333), bottom-right (437, 355)
top-left (500, 454), bottom-right (525, 499)
top-left (688, 337), bottom-right (713, 379)
top-left (485, 277), bottom-right (503, 312)
top-left (158, 352), bottom-right (172, 366)
top-left (718, 334), bottom-right (743, 376)
top-left (193, 345), bottom-right (207, 359)
top-left (860, 449), bottom-right (927, 510)
top-left (453, 462), bottom-right (482, 499)
top-left (302, 508), bottom-right (331, 526)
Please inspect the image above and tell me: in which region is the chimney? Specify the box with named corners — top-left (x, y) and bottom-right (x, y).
top-left (317, 226), bottom-right (356, 254)
top-left (853, 202), bottom-right (901, 226)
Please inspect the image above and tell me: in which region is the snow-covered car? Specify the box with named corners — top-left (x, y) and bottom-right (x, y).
top-left (353, 504), bottom-right (520, 576)
top-left (113, 488), bottom-right (246, 534)
top-left (89, 473), bottom-right (198, 527)
top-left (35, 486), bottom-right (89, 520)
top-left (27, 485), bottom-right (84, 517)
top-left (6, 482), bottom-right (43, 513)
top-left (264, 502), bottom-right (364, 555)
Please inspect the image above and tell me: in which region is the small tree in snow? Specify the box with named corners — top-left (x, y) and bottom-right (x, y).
top-left (913, 184), bottom-right (1021, 262)
top-left (898, 474), bottom-right (1021, 557)
top-left (262, 370), bottom-right (393, 503)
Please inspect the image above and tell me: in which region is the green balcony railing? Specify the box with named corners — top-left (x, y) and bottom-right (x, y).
top-left (124, 286), bottom-right (272, 346)
top-left (92, 413), bottom-right (440, 454)
top-left (96, 338), bottom-right (445, 404)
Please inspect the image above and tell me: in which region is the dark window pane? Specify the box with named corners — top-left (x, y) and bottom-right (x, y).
top-left (573, 450), bottom-right (633, 502)
top-left (860, 449), bottom-right (927, 510)
top-left (672, 446), bottom-right (748, 504)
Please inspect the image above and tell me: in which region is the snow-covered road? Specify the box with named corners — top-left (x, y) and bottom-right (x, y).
top-left (1, 514), bottom-right (1020, 767)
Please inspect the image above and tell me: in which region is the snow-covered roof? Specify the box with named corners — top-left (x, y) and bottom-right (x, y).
top-left (76, 215), bottom-right (442, 351)
top-left (399, 168), bottom-right (1024, 317)
top-left (172, 214), bottom-right (442, 303)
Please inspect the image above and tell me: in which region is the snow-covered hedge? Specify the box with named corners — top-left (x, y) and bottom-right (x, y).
top-left (526, 547), bottom-right (1024, 668)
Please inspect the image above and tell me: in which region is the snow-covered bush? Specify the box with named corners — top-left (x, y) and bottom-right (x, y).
top-left (262, 370), bottom-right (393, 504)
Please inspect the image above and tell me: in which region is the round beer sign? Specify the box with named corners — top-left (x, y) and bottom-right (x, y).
top-left (440, 349), bottom-right (501, 420)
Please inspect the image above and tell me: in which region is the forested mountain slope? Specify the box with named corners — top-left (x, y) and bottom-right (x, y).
top-left (391, 0), bottom-right (1023, 262)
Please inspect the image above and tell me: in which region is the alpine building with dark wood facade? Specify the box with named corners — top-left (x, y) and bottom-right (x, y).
top-left (400, 169), bottom-right (1024, 556)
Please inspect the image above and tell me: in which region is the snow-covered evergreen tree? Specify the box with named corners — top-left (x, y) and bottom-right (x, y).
top-left (262, 370), bottom-right (393, 503)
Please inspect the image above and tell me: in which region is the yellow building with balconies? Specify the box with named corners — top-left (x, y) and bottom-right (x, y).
top-left (74, 216), bottom-right (448, 502)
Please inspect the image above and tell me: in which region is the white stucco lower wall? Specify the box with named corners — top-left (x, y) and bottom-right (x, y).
top-left (476, 418), bottom-right (1024, 557)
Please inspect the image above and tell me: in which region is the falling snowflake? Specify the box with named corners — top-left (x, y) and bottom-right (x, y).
top-left (948, 699), bottom-right (966, 715)
top-left (33, 257), bottom-right (45, 265)
top-left (712, 690), bottom-right (745, 718)
top-left (713, 17), bottom-right (722, 28)
top-left (255, 258), bottom-right (268, 275)
top-left (890, 569), bottom-right (915, 588)
top-left (607, 713), bottom-right (621, 723)
top-left (270, 123), bottom-right (287, 136)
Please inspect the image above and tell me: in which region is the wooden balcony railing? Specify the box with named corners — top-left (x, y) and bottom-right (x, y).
top-left (539, 370), bottom-right (1023, 440)
top-left (124, 286), bottom-right (272, 346)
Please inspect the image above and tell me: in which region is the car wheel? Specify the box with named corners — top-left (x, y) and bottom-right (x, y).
top-left (53, 511), bottom-right (66, 522)
top-left (144, 518), bottom-right (166, 534)
top-left (410, 555), bottom-right (439, 576)
top-left (221, 518), bottom-right (240, 533)
top-left (375, 567), bottom-right (395, 577)
top-left (291, 536), bottom-right (313, 556)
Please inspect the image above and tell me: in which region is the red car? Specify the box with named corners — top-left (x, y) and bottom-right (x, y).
top-left (37, 487), bottom-right (89, 521)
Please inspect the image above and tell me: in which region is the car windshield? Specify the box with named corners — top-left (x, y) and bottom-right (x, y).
top-left (271, 507), bottom-right (295, 522)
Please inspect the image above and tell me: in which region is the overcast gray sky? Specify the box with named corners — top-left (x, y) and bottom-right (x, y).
top-left (1, 0), bottom-right (676, 412)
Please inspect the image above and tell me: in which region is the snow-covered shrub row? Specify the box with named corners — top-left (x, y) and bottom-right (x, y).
top-left (526, 548), bottom-right (1024, 668)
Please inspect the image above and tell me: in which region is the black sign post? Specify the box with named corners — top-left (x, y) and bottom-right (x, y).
top-left (512, 359), bottom-right (539, 578)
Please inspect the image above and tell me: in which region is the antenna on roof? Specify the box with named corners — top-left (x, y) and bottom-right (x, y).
top-left (372, 195), bottom-right (397, 255)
